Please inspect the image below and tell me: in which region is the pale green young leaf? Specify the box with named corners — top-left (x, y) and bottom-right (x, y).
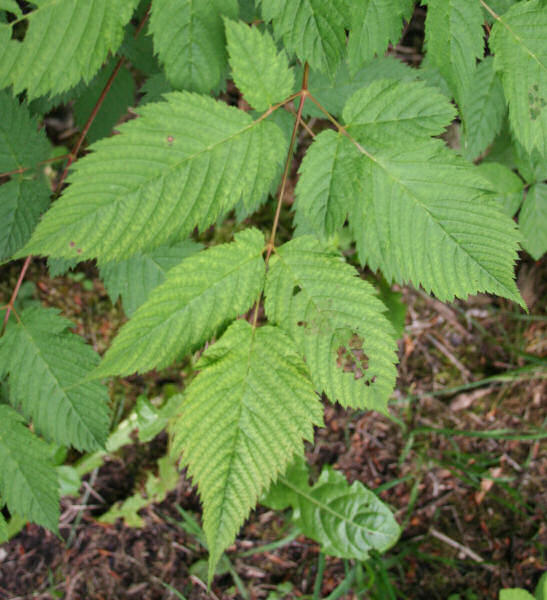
top-left (19, 93), bottom-right (285, 263)
top-left (0, 404), bottom-right (59, 532)
top-left (345, 140), bottom-right (523, 305)
top-left (0, 91), bottom-right (50, 172)
top-left (94, 229), bottom-right (266, 378)
top-left (265, 237), bottom-right (398, 411)
top-left (519, 183), bottom-right (547, 260)
top-left (475, 162), bottom-right (523, 217)
top-left (260, 0), bottom-right (347, 75)
top-left (0, 307), bottom-right (110, 451)
top-left (461, 57), bottom-right (506, 160)
top-left (302, 57), bottom-right (419, 119)
top-left (149, 0), bottom-right (238, 93)
top-left (0, 0), bottom-right (139, 99)
top-left (424, 0), bottom-right (485, 103)
top-left (347, 0), bottom-right (413, 74)
top-left (100, 240), bottom-right (202, 316)
top-left (225, 19), bottom-right (294, 111)
top-left (500, 591), bottom-right (535, 600)
top-left (490, 0), bottom-right (547, 154)
top-left (171, 319), bottom-right (323, 582)
top-left (284, 466), bottom-right (400, 559)
top-left (342, 79), bottom-right (457, 144)
top-left (0, 179), bottom-right (50, 262)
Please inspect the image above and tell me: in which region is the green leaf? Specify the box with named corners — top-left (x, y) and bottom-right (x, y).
top-left (100, 239), bottom-right (202, 316)
top-left (149, 0), bottom-right (238, 93)
top-left (500, 591), bottom-right (535, 600)
top-left (0, 509), bottom-right (6, 543)
top-left (265, 237), bottom-right (398, 411)
top-left (0, 404), bottom-right (59, 532)
top-left (0, 178), bottom-right (50, 262)
top-left (519, 183), bottom-right (547, 260)
top-left (0, 307), bottom-right (110, 451)
top-left (303, 57), bottom-right (420, 119)
top-left (342, 79), bottom-right (457, 144)
top-left (225, 19), bottom-right (294, 111)
top-left (260, 0), bottom-right (348, 76)
top-left (0, 0), bottom-right (139, 99)
top-left (0, 90), bottom-right (50, 172)
top-left (73, 62), bottom-right (136, 144)
top-left (424, 0), bottom-right (485, 103)
top-left (0, 1), bottom-right (21, 17)
top-left (346, 139), bottom-right (523, 305)
top-left (19, 93), bottom-right (286, 262)
top-left (95, 229), bottom-right (266, 378)
top-left (269, 462), bottom-right (400, 560)
top-left (535, 572), bottom-right (547, 600)
top-left (347, 0), bottom-right (413, 74)
top-left (475, 162), bottom-right (523, 217)
top-left (461, 56), bottom-right (507, 160)
top-left (490, 0), bottom-right (547, 154)
top-left (262, 455), bottom-right (309, 510)
top-left (171, 319), bottom-right (323, 582)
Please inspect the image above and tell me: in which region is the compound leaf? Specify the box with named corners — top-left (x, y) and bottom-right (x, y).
top-left (225, 19), bottom-right (294, 111)
top-left (0, 404), bottom-right (59, 532)
top-left (347, 0), bottom-right (413, 74)
top-left (260, 0), bottom-right (348, 76)
top-left (171, 319), bottom-right (323, 582)
top-left (424, 0), bottom-right (485, 104)
top-left (265, 237), bottom-right (398, 411)
top-left (100, 239), bottom-right (202, 316)
top-left (149, 0), bottom-right (238, 93)
top-left (490, 0), bottom-right (547, 154)
top-left (95, 229), bottom-right (266, 378)
top-left (519, 183), bottom-right (547, 260)
top-left (0, 307), bottom-right (110, 451)
top-left (0, 0), bottom-right (139, 99)
top-left (19, 93), bottom-right (285, 262)
top-left (461, 56), bottom-right (507, 160)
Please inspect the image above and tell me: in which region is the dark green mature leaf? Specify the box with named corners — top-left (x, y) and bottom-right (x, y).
top-left (520, 183), bottom-right (547, 259)
top-left (225, 19), bottom-right (294, 111)
top-left (424, 0), bottom-right (485, 103)
top-left (266, 237), bottom-right (398, 411)
top-left (461, 57), bottom-right (506, 160)
top-left (0, 307), bottom-right (110, 451)
top-left (100, 239), bottom-right (202, 316)
top-left (171, 319), bottom-right (324, 582)
top-left (0, 0), bottom-right (139, 99)
top-left (490, 0), bottom-right (547, 154)
top-left (149, 0), bottom-right (238, 93)
top-left (260, 0), bottom-right (348, 75)
top-left (19, 93), bottom-right (286, 262)
top-left (347, 0), bottom-right (413, 74)
top-left (0, 404), bottom-right (59, 532)
top-left (95, 229), bottom-right (266, 378)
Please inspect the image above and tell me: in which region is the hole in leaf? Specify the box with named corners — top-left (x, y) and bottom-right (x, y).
top-left (292, 285), bottom-right (301, 296)
top-left (336, 335), bottom-right (370, 382)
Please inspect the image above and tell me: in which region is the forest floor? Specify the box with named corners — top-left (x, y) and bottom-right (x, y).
top-left (0, 246), bottom-right (545, 600)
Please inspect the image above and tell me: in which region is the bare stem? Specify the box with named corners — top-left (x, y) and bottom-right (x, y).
top-left (2, 255), bottom-right (32, 335)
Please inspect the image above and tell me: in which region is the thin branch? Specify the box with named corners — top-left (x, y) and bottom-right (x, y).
top-left (1, 255), bottom-right (32, 334)
top-left (0, 154), bottom-right (71, 179)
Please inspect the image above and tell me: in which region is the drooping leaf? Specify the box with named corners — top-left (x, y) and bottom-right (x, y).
top-left (19, 93), bottom-right (286, 262)
top-left (424, 0), bottom-right (485, 103)
top-left (347, 0), bottom-right (413, 74)
top-left (490, 0), bottom-right (547, 154)
top-left (0, 307), bottom-right (110, 451)
top-left (0, 0), bottom-right (139, 99)
top-left (461, 56), bottom-right (507, 160)
top-left (0, 90), bottom-right (50, 172)
top-left (342, 79), bottom-right (457, 144)
top-left (171, 319), bottom-right (324, 582)
top-left (94, 229), bottom-right (266, 378)
top-left (519, 183), bottom-right (547, 260)
top-left (149, 0), bottom-right (238, 93)
top-left (260, 0), bottom-right (348, 76)
top-left (0, 404), bottom-right (59, 532)
top-left (100, 239), bottom-right (202, 316)
top-left (266, 459), bottom-right (400, 560)
top-left (265, 237), bottom-right (398, 411)
top-left (225, 19), bottom-right (294, 111)
top-left (0, 179), bottom-right (50, 261)
top-left (476, 162), bottom-right (523, 217)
